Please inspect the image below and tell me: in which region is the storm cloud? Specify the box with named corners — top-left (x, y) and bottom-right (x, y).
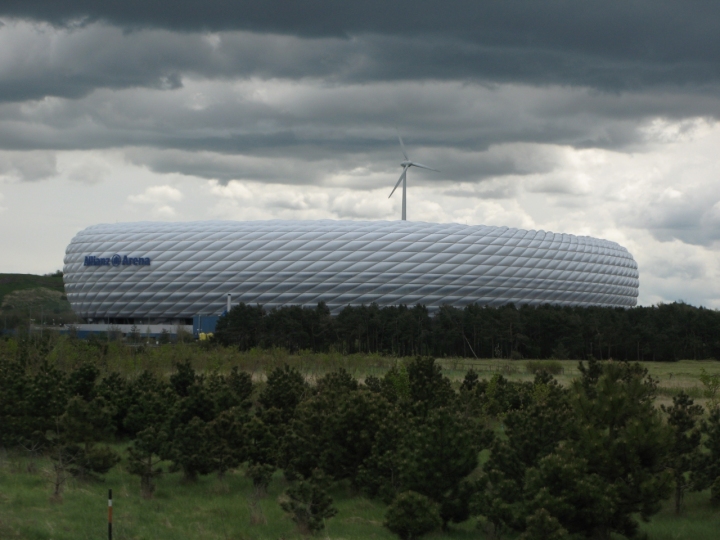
top-left (3, 1), bottom-right (720, 89)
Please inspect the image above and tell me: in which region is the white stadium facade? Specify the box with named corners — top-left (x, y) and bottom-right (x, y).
top-left (63, 220), bottom-right (639, 336)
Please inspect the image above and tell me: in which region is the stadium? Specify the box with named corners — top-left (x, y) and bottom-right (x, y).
top-left (62, 220), bottom-right (639, 336)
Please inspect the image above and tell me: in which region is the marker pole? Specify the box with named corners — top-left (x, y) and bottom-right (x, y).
top-left (108, 489), bottom-right (113, 540)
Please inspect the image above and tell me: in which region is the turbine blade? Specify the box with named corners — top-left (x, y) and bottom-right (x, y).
top-left (398, 135), bottom-right (409, 161)
top-left (389, 167), bottom-right (408, 198)
top-left (409, 162), bottom-right (439, 172)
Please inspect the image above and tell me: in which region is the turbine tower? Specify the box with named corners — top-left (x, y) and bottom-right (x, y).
top-left (388, 136), bottom-right (438, 220)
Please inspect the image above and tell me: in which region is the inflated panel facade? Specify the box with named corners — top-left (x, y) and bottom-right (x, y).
top-left (63, 220), bottom-right (639, 321)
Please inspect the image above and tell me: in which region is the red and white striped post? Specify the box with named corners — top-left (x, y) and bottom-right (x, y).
top-left (108, 489), bottom-right (113, 540)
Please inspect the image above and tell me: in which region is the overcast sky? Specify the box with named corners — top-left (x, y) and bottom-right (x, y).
top-left (1, 1), bottom-right (719, 307)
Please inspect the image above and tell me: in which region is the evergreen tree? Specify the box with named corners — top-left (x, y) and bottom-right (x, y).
top-left (283, 385), bottom-right (390, 483)
top-left (26, 361), bottom-right (68, 444)
top-left (214, 302), bottom-right (264, 349)
top-left (396, 407), bottom-right (484, 526)
top-left (247, 463), bottom-right (275, 494)
top-left (384, 491), bottom-right (442, 540)
top-left (519, 509), bottom-right (568, 540)
top-left (244, 415), bottom-right (278, 466)
top-left (67, 362), bottom-right (100, 401)
top-left (59, 395), bottom-right (120, 477)
top-left (206, 406), bottom-right (248, 477)
top-left (123, 387), bottom-right (172, 437)
top-left (280, 470), bottom-right (337, 534)
top-left (169, 360), bottom-right (197, 397)
top-left (96, 372), bottom-right (131, 436)
top-left (165, 416), bottom-right (213, 482)
top-left (661, 391), bottom-right (703, 513)
top-left (226, 367), bottom-right (254, 406)
top-left (355, 406), bottom-right (407, 500)
top-left (477, 376), bottom-right (573, 534)
top-left (258, 364), bottom-right (307, 423)
top-left (126, 426), bottom-right (167, 498)
top-left (694, 405), bottom-right (720, 505)
top-left (320, 389), bottom-right (391, 484)
top-left (523, 448), bottom-right (616, 537)
top-left (404, 357), bottom-right (454, 415)
top-left (0, 358), bottom-right (31, 447)
top-left (568, 361), bottom-right (673, 538)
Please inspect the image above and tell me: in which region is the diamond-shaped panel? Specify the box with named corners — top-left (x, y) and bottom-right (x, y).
top-left (63, 220), bottom-right (639, 319)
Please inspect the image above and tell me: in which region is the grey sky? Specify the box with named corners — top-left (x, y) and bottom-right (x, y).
top-left (0, 2), bottom-right (719, 307)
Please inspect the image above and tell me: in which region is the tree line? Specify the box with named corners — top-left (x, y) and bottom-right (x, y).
top-left (215, 301), bottom-right (720, 361)
top-left (1, 338), bottom-right (719, 539)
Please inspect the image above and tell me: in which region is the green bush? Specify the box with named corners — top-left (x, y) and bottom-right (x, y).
top-left (279, 471), bottom-right (337, 534)
top-left (384, 491), bottom-right (442, 540)
top-left (711, 476), bottom-right (720, 507)
top-left (525, 360), bottom-right (563, 375)
top-left (519, 508), bottom-right (568, 540)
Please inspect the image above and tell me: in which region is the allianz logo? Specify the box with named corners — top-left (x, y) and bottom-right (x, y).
top-left (84, 254), bottom-right (151, 267)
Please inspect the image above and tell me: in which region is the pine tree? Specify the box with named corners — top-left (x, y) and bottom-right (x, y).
top-left (59, 395), bottom-right (120, 477)
top-left (477, 377), bottom-right (573, 534)
top-left (523, 448), bottom-right (616, 537)
top-left (169, 360), bottom-right (197, 397)
top-left (258, 364), bottom-right (308, 424)
top-left (694, 405), bottom-right (720, 505)
top-left (519, 509), bottom-right (568, 540)
top-left (244, 415), bottom-right (278, 466)
top-left (247, 462), bottom-right (275, 495)
top-left (206, 407), bottom-right (247, 478)
top-left (126, 426), bottom-right (167, 498)
top-left (384, 491), bottom-right (442, 540)
top-left (396, 408), bottom-right (483, 526)
top-left (166, 416), bottom-right (213, 482)
top-left (569, 361), bottom-right (673, 538)
top-left (661, 391), bottom-right (703, 513)
top-left (67, 362), bottom-right (100, 401)
top-left (405, 357), bottom-right (454, 415)
top-left (280, 470), bottom-right (337, 534)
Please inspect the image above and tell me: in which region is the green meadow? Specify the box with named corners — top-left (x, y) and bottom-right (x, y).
top-left (1, 439), bottom-right (718, 539)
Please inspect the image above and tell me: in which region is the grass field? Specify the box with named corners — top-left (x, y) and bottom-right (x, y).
top-left (0, 446), bottom-right (718, 540)
top-left (0, 448), bottom-right (478, 540)
top-left (35, 338), bottom-right (717, 406)
top-left (8, 335), bottom-right (719, 409)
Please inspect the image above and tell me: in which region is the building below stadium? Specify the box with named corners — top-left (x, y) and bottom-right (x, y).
top-left (62, 220), bottom-right (639, 336)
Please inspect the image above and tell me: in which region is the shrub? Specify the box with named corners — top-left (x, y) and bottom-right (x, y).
top-left (384, 491), bottom-right (442, 540)
top-left (525, 360), bottom-right (563, 375)
top-left (280, 471), bottom-right (337, 534)
top-left (712, 476), bottom-right (720, 507)
top-left (247, 463), bottom-right (275, 495)
top-left (519, 508), bottom-right (568, 540)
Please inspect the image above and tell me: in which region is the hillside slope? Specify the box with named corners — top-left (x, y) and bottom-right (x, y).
top-left (0, 273), bottom-right (77, 328)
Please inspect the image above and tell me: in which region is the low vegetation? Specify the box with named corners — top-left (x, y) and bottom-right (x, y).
top-left (1, 334), bottom-right (720, 539)
top-left (0, 272), bottom-right (77, 330)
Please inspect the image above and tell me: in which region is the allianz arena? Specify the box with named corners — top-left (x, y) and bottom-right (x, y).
top-left (63, 220), bottom-right (639, 329)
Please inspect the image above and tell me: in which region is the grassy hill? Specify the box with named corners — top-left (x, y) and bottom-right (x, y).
top-left (0, 273), bottom-right (78, 328)
top-left (0, 272), bottom-right (64, 302)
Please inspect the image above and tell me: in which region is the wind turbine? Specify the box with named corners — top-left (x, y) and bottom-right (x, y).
top-left (388, 136), bottom-right (438, 220)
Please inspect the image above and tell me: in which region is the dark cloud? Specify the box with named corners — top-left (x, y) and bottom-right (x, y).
top-left (2, 2), bottom-right (720, 92)
top-left (0, 77), bottom-right (716, 155)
